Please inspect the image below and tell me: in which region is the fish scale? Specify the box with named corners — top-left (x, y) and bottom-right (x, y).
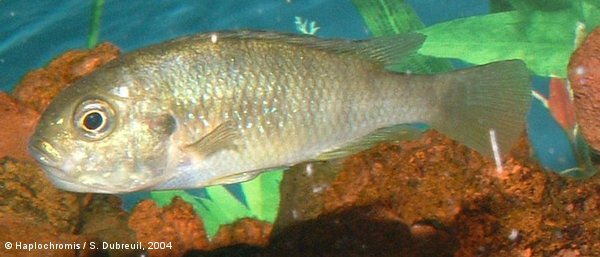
top-left (28, 31), bottom-right (531, 193)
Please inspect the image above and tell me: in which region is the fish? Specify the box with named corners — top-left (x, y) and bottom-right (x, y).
top-left (28, 31), bottom-right (531, 193)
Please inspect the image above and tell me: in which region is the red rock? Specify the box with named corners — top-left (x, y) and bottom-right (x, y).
top-left (1, 43), bottom-right (119, 161)
top-left (0, 158), bottom-right (81, 233)
top-left (568, 28), bottom-right (600, 152)
top-left (212, 218), bottom-right (272, 248)
top-left (0, 93), bottom-right (39, 160)
top-left (0, 43), bottom-right (125, 257)
top-left (5, 35), bottom-right (600, 257)
top-left (0, 214), bottom-right (93, 257)
top-left (12, 42), bottom-right (119, 113)
top-left (129, 198), bottom-right (209, 257)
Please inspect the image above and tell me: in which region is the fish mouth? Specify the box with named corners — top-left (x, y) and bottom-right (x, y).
top-left (27, 138), bottom-right (119, 193)
top-left (27, 138), bottom-right (88, 191)
top-left (28, 138), bottom-right (165, 194)
top-left (41, 165), bottom-right (133, 194)
top-left (28, 137), bottom-right (63, 167)
top-left (42, 166), bottom-right (107, 193)
top-left (41, 164), bottom-right (159, 194)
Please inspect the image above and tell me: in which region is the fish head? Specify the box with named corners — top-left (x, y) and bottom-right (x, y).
top-left (29, 69), bottom-right (178, 193)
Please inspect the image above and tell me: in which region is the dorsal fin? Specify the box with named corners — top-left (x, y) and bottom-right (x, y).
top-left (187, 30), bottom-right (426, 68)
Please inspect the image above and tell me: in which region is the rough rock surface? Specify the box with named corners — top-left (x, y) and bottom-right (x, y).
top-left (0, 93), bottom-right (39, 161)
top-left (569, 28), bottom-right (600, 152)
top-left (12, 42), bottom-right (119, 113)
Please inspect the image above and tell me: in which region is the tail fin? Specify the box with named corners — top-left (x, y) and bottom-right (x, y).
top-left (430, 60), bottom-right (531, 157)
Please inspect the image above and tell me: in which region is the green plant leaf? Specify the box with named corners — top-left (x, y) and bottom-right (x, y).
top-left (87, 0), bottom-right (104, 49)
top-left (417, 5), bottom-right (600, 78)
top-left (352, 0), bottom-right (452, 74)
top-left (241, 169), bottom-right (283, 221)
top-left (149, 169), bottom-right (283, 240)
top-left (352, 0), bottom-right (425, 35)
top-left (150, 188), bottom-right (252, 239)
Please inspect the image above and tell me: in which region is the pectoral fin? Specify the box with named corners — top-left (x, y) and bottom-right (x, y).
top-left (183, 121), bottom-right (239, 157)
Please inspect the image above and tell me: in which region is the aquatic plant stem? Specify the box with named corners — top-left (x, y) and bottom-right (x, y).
top-left (87, 0), bottom-right (104, 49)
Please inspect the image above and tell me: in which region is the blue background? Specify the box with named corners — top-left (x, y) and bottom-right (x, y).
top-left (0, 1), bottom-right (577, 202)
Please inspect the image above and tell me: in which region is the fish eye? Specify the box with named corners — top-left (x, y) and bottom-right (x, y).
top-left (74, 99), bottom-right (115, 140)
top-left (83, 111), bottom-right (104, 130)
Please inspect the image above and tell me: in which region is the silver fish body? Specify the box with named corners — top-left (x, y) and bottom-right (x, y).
top-left (28, 31), bottom-right (531, 193)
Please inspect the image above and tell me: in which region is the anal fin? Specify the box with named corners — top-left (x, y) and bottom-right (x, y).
top-left (206, 170), bottom-right (263, 186)
top-left (316, 124), bottom-right (424, 161)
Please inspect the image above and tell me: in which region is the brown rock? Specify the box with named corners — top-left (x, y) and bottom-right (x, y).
top-left (568, 28), bottom-right (600, 152)
top-left (5, 34), bottom-right (600, 257)
top-left (0, 43), bottom-right (126, 257)
top-left (1, 43), bottom-right (119, 161)
top-left (0, 214), bottom-right (92, 257)
top-left (322, 131), bottom-right (489, 225)
top-left (0, 158), bottom-right (108, 257)
top-left (268, 130), bottom-right (600, 256)
top-left (129, 198), bottom-right (209, 257)
top-left (12, 42), bottom-right (119, 113)
top-left (269, 205), bottom-right (455, 257)
top-left (0, 93), bottom-right (39, 160)
top-left (79, 194), bottom-right (142, 257)
top-left (212, 218), bottom-right (272, 248)
top-left (0, 158), bottom-right (81, 233)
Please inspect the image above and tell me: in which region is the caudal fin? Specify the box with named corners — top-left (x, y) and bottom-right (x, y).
top-left (430, 60), bottom-right (531, 157)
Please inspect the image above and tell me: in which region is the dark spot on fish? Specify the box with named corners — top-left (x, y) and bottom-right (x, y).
top-left (148, 114), bottom-right (177, 136)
